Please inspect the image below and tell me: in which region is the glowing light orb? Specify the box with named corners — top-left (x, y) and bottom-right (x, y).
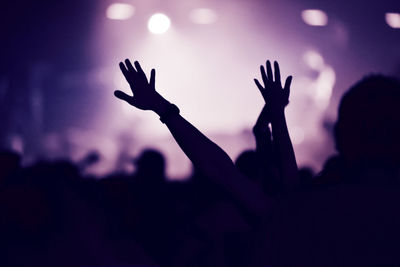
top-left (301, 9), bottom-right (328, 26)
top-left (106, 3), bottom-right (135, 20)
top-left (148, 13), bottom-right (171, 34)
top-left (385, 13), bottom-right (400, 29)
top-left (189, 8), bottom-right (218, 24)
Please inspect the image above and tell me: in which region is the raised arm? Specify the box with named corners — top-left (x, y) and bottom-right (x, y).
top-left (114, 59), bottom-right (269, 216)
top-left (253, 105), bottom-right (273, 155)
top-left (254, 60), bottom-right (298, 190)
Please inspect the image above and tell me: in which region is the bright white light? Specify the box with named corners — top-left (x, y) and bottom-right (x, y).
top-left (148, 13), bottom-right (171, 34)
top-left (190, 8), bottom-right (218, 24)
top-left (106, 3), bottom-right (135, 20)
top-left (301, 9), bottom-right (328, 26)
top-left (385, 13), bottom-right (400, 29)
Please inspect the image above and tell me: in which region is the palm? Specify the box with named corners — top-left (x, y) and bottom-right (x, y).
top-left (254, 60), bottom-right (292, 112)
top-left (114, 59), bottom-right (159, 111)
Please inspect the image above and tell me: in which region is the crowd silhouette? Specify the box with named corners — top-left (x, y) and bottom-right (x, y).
top-left (1, 58), bottom-right (400, 266)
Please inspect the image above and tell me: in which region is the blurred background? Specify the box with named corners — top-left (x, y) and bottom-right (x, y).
top-left (1, 0), bottom-right (399, 179)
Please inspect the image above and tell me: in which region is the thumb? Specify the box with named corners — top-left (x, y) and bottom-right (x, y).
top-left (114, 90), bottom-right (133, 104)
top-left (254, 79), bottom-right (265, 93)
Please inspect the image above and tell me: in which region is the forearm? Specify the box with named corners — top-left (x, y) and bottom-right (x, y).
top-left (153, 98), bottom-right (269, 215)
top-left (271, 110), bottom-right (299, 190)
top-left (253, 105), bottom-right (272, 154)
top-left (253, 127), bottom-right (272, 155)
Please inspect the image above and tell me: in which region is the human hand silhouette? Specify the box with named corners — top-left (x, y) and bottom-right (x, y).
top-left (254, 60), bottom-right (292, 113)
top-left (114, 59), bottom-right (163, 111)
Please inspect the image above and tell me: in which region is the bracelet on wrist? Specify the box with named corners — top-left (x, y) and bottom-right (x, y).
top-left (159, 103), bottom-right (180, 123)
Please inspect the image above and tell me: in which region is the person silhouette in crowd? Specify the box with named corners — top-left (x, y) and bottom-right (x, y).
top-left (236, 60), bottom-right (300, 196)
top-left (254, 60), bottom-right (299, 191)
top-left (250, 75), bottom-right (400, 267)
top-left (333, 75), bottom-right (400, 182)
top-left (315, 75), bottom-right (400, 185)
top-left (134, 148), bottom-right (166, 184)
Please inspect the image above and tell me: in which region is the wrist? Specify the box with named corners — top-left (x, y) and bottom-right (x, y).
top-left (152, 94), bottom-right (170, 115)
top-left (159, 103), bottom-right (180, 123)
top-left (152, 95), bottom-right (180, 123)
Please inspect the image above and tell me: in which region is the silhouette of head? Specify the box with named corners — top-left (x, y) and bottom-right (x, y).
top-left (334, 75), bottom-right (400, 166)
top-left (298, 166), bottom-right (314, 185)
top-left (135, 149), bottom-right (166, 181)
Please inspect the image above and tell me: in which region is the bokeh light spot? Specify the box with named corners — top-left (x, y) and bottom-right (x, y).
top-left (106, 3), bottom-right (135, 20)
top-left (301, 9), bottom-right (328, 26)
top-left (385, 13), bottom-right (400, 29)
top-left (148, 13), bottom-right (171, 34)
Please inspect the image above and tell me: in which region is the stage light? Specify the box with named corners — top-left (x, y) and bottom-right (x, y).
top-left (385, 13), bottom-right (400, 29)
top-left (189, 8), bottom-right (218, 25)
top-left (148, 13), bottom-right (171, 34)
top-left (106, 3), bottom-right (135, 20)
top-left (301, 9), bottom-right (328, 26)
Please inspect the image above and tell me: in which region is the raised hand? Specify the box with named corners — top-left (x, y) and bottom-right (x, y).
top-left (114, 59), bottom-right (162, 111)
top-left (254, 60), bottom-right (298, 190)
top-left (254, 60), bottom-right (292, 113)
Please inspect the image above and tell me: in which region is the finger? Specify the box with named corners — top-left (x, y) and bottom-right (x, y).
top-left (274, 61), bottom-right (281, 85)
top-left (260, 65), bottom-right (268, 85)
top-left (266, 60), bottom-right (273, 81)
top-left (150, 69), bottom-right (156, 88)
top-left (134, 61), bottom-right (148, 81)
top-left (125, 59), bottom-right (136, 73)
top-left (119, 62), bottom-right (129, 80)
top-left (114, 90), bottom-right (133, 104)
top-left (254, 79), bottom-right (265, 92)
top-left (134, 61), bottom-right (145, 75)
top-left (284, 75), bottom-right (292, 96)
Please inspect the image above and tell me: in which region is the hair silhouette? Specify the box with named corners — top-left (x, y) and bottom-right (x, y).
top-left (134, 148), bottom-right (166, 182)
top-left (334, 75), bottom-right (400, 167)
